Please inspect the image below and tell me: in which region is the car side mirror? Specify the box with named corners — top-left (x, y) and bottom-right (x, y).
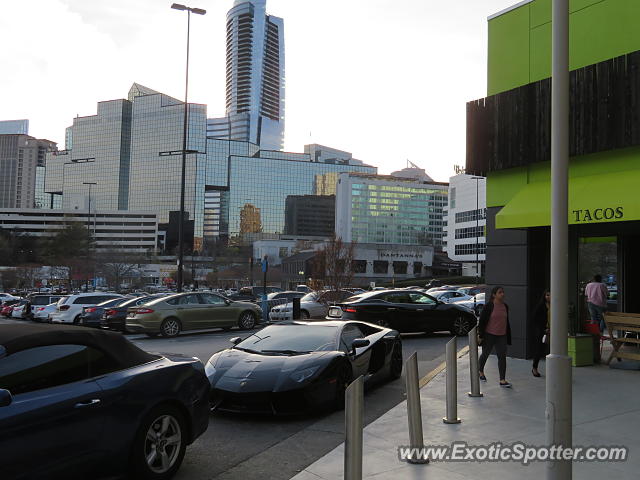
top-left (351, 338), bottom-right (370, 353)
top-left (0, 389), bottom-right (12, 407)
top-left (230, 337), bottom-right (242, 345)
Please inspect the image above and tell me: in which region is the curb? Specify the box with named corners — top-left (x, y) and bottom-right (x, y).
top-left (418, 345), bottom-right (469, 389)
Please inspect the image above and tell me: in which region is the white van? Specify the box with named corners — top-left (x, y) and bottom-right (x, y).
top-left (50, 292), bottom-right (125, 324)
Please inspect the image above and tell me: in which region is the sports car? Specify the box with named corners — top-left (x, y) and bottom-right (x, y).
top-left (326, 289), bottom-right (477, 335)
top-left (206, 320), bottom-right (402, 415)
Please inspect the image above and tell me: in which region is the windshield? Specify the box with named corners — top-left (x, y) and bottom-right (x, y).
top-left (474, 293), bottom-right (485, 301)
top-left (301, 292), bottom-right (319, 302)
top-left (236, 325), bottom-right (338, 353)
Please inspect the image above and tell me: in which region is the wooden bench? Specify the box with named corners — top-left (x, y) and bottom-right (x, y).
top-left (604, 312), bottom-right (640, 364)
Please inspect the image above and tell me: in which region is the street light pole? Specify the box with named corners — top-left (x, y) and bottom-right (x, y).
top-left (547, 1), bottom-right (572, 479)
top-left (471, 176), bottom-right (483, 285)
top-left (171, 3), bottom-right (206, 293)
top-left (83, 182), bottom-right (97, 292)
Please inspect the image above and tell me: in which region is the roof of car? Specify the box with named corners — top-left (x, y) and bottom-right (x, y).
top-left (0, 323), bottom-right (157, 368)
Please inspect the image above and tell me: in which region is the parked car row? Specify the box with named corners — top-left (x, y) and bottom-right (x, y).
top-left (1, 315), bottom-right (405, 477)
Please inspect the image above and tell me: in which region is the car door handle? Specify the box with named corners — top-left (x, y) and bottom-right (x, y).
top-left (387, 307), bottom-right (397, 311)
top-left (74, 398), bottom-right (101, 409)
top-left (416, 309), bottom-right (424, 312)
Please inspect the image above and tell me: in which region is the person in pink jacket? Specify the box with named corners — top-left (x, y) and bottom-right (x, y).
top-left (585, 274), bottom-right (609, 332)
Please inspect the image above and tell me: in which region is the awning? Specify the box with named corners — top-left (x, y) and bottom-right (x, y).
top-left (495, 170), bottom-right (640, 229)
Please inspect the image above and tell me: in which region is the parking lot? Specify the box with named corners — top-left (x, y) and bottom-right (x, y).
top-left (0, 317), bottom-right (464, 480)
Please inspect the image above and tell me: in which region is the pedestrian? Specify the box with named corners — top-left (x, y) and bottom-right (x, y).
top-left (531, 289), bottom-right (550, 377)
top-left (478, 286), bottom-right (512, 387)
top-left (585, 274), bottom-right (608, 332)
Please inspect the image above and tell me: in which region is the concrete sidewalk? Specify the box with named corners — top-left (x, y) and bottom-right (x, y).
top-left (292, 350), bottom-right (640, 479)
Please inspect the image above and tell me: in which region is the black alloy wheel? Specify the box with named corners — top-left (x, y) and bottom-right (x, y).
top-left (389, 344), bottom-right (403, 379)
top-left (333, 363), bottom-right (353, 410)
top-left (238, 311), bottom-right (256, 330)
top-left (451, 314), bottom-right (473, 336)
top-left (161, 318), bottom-right (181, 338)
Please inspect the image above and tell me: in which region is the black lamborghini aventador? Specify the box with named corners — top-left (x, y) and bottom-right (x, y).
top-left (205, 320), bottom-right (402, 415)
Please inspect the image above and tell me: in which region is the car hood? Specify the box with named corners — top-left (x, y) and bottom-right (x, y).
top-left (208, 349), bottom-right (335, 393)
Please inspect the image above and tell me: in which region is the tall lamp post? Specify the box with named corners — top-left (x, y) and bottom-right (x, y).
top-left (83, 182), bottom-right (97, 292)
top-left (171, 3), bottom-right (206, 293)
top-left (470, 176), bottom-right (484, 285)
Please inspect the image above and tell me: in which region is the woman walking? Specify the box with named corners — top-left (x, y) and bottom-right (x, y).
top-left (531, 290), bottom-right (550, 377)
top-left (478, 286), bottom-right (512, 387)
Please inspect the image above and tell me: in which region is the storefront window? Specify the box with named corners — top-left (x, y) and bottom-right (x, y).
top-left (578, 236), bottom-right (618, 322)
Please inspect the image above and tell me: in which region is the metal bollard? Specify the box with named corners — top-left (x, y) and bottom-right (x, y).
top-left (344, 375), bottom-right (364, 480)
top-left (443, 337), bottom-right (461, 424)
top-left (468, 326), bottom-right (483, 398)
top-left (405, 352), bottom-right (429, 464)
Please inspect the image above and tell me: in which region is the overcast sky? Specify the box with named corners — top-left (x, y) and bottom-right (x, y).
top-left (0, 0), bottom-right (518, 181)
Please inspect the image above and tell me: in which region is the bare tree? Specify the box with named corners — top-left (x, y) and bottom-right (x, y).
top-left (15, 265), bottom-right (39, 289)
top-left (312, 236), bottom-right (356, 298)
top-left (95, 251), bottom-right (143, 292)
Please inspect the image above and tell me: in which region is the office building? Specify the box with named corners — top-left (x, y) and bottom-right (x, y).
top-left (0, 120), bottom-right (29, 135)
top-left (0, 134), bottom-right (57, 209)
top-left (466, 0), bottom-right (640, 358)
top-left (44, 84), bottom-right (376, 251)
top-left (0, 208), bottom-right (159, 253)
top-left (207, 0), bottom-right (285, 150)
top-left (444, 174), bottom-right (486, 277)
top-left (284, 195), bottom-right (335, 236)
top-left (335, 172), bottom-right (448, 248)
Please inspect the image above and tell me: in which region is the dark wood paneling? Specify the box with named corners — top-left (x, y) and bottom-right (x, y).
top-left (467, 50), bottom-right (640, 174)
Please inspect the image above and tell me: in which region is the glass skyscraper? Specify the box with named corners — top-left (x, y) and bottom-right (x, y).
top-left (336, 173), bottom-right (449, 248)
top-left (44, 84), bottom-right (377, 251)
top-left (207, 0), bottom-right (285, 150)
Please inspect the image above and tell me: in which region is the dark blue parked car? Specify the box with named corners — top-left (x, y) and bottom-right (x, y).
top-left (0, 324), bottom-right (210, 480)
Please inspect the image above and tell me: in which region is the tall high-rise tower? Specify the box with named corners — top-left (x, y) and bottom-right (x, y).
top-left (207, 0), bottom-right (285, 150)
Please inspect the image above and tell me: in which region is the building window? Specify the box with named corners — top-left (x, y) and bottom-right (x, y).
top-left (455, 209), bottom-right (486, 224)
top-left (373, 260), bottom-right (388, 274)
top-left (279, 247), bottom-right (288, 258)
top-left (455, 226), bottom-right (485, 239)
top-left (392, 261), bottom-right (408, 274)
top-left (413, 262), bottom-right (423, 274)
top-left (352, 260), bottom-right (367, 274)
top-left (454, 243), bottom-right (486, 255)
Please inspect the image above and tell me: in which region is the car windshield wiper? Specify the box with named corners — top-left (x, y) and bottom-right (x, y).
top-left (234, 347), bottom-right (261, 354)
top-left (260, 349), bottom-right (311, 355)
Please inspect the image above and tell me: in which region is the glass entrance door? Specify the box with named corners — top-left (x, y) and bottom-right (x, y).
top-left (578, 236), bottom-right (618, 329)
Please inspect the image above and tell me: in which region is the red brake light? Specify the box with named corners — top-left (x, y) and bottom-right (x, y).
top-left (85, 307), bottom-right (98, 313)
top-left (37, 307), bottom-right (45, 311)
top-left (59, 305), bottom-right (70, 311)
top-left (344, 307), bottom-right (357, 313)
top-left (105, 309), bottom-right (117, 316)
top-left (136, 308), bottom-right (154, 314)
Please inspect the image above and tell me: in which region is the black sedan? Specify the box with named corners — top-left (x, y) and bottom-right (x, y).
top-left (0, 323), bottom-right (210, 480)
top-left (326, 289), bottom-right (477, 335)
top-left (206, 320), bottom-right (402, 415)
top-left (102, 294), bottom-right (170, 331)
top-left (78, 297), bottom-right (130, 328)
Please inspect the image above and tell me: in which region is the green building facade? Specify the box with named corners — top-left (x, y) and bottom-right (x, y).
top-left (467, 0), bottom-right (640, 358)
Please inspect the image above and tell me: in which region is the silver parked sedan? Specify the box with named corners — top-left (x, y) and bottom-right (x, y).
top-left (269, 290), bottom-right (354, 321)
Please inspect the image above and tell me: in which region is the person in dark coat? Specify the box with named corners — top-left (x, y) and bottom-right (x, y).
top-left (478, 286), bottom-right (513, 387)
top-left (531, 290), bottom-right (550, 377)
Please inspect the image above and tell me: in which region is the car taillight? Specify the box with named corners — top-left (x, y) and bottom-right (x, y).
top-left (59, 305), bottom-right (70, 311)
top-left (344, 307), bottom-right (357, 313)
top-left (85, 307), bottom-right (98, 313)
top-left (105, 309), bottom-right (117, 316)
top-left (136, 308), bottom-right (154, 314)
top-left (37, 307), bottom-right (45, 311)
